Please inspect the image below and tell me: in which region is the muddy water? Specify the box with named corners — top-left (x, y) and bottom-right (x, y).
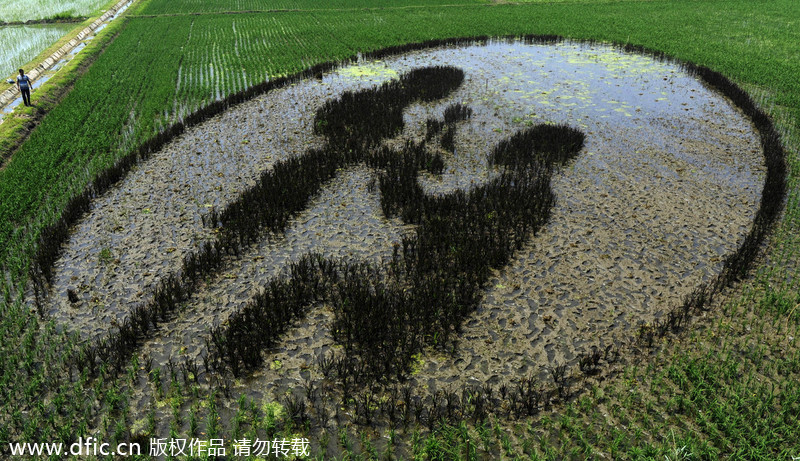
top-left (40, 40), bottom-right (762, 416)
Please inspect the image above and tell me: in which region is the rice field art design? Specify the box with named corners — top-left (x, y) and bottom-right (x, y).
top-left (28, 38), bottom-right (784, 435)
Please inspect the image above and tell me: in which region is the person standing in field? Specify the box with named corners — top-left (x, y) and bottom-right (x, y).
top-left (17, 69), bottom-right (32, 107)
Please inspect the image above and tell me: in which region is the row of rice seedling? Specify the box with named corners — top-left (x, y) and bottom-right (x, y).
top-left (0, 0), bottom-right (111, 23)
top-left (135, 0), bottom-right (486, 16)
top-left (250, 357), bottom-right (597, 435)
top-left (0, 24), bottom-right (74, 78)
top-left (165, 13), bottom-right (359, 120)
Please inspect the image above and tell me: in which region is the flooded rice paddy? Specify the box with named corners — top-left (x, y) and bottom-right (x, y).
top-left (1, 0), bottom-right (132, 116)
top-left (39, 40), bottom-right (764, 417)
top-left (0, 23), bottom-right (73, 78)
top-left (0, 0), bottom-right (109, 23)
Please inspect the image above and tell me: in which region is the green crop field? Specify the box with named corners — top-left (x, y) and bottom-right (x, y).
top-left (1, 0), bottom-right (799, 458)
top-left (136, 0), bottom-right (485, 15)
top-left (0, 0), bottom-right (114, 23)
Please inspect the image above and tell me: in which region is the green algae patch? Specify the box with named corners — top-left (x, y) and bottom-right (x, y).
top-left (337, 62), bottom-right (398, 80)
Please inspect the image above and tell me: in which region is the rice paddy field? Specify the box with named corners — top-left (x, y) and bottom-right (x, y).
top-left (1, 0), bottom-right (799, 459)
top-left (0, 24), bottom-right (75, 77)
top-left (0, 0), bottom-right (113, 23)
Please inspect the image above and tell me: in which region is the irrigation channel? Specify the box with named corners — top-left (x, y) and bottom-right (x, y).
top-left (35, 40), bottom-right (766, 438)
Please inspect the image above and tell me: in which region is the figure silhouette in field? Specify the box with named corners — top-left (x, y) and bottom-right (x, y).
top-left (212, 66), bottom-right (585, 380)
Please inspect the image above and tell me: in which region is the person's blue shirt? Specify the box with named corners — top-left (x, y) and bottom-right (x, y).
top-left (17, 74), bottom-right (31, 90)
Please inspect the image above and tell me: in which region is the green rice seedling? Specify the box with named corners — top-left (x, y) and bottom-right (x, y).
top-left (141, 0), bottom-right (482, 15)
top-left (383, 428), bottom-right (397, 459)
top-left (337, 426), bottom-right (352, 454)
top-left (359, 430), bottom-right (378, 459)
top-left (206, 390), bottom-right (220, 439)
top-left (112, 417), bottom-right (126, 446)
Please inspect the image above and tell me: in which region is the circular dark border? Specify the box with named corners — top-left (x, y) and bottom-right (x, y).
top-left (28, 35), bottom-right (786, 376)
